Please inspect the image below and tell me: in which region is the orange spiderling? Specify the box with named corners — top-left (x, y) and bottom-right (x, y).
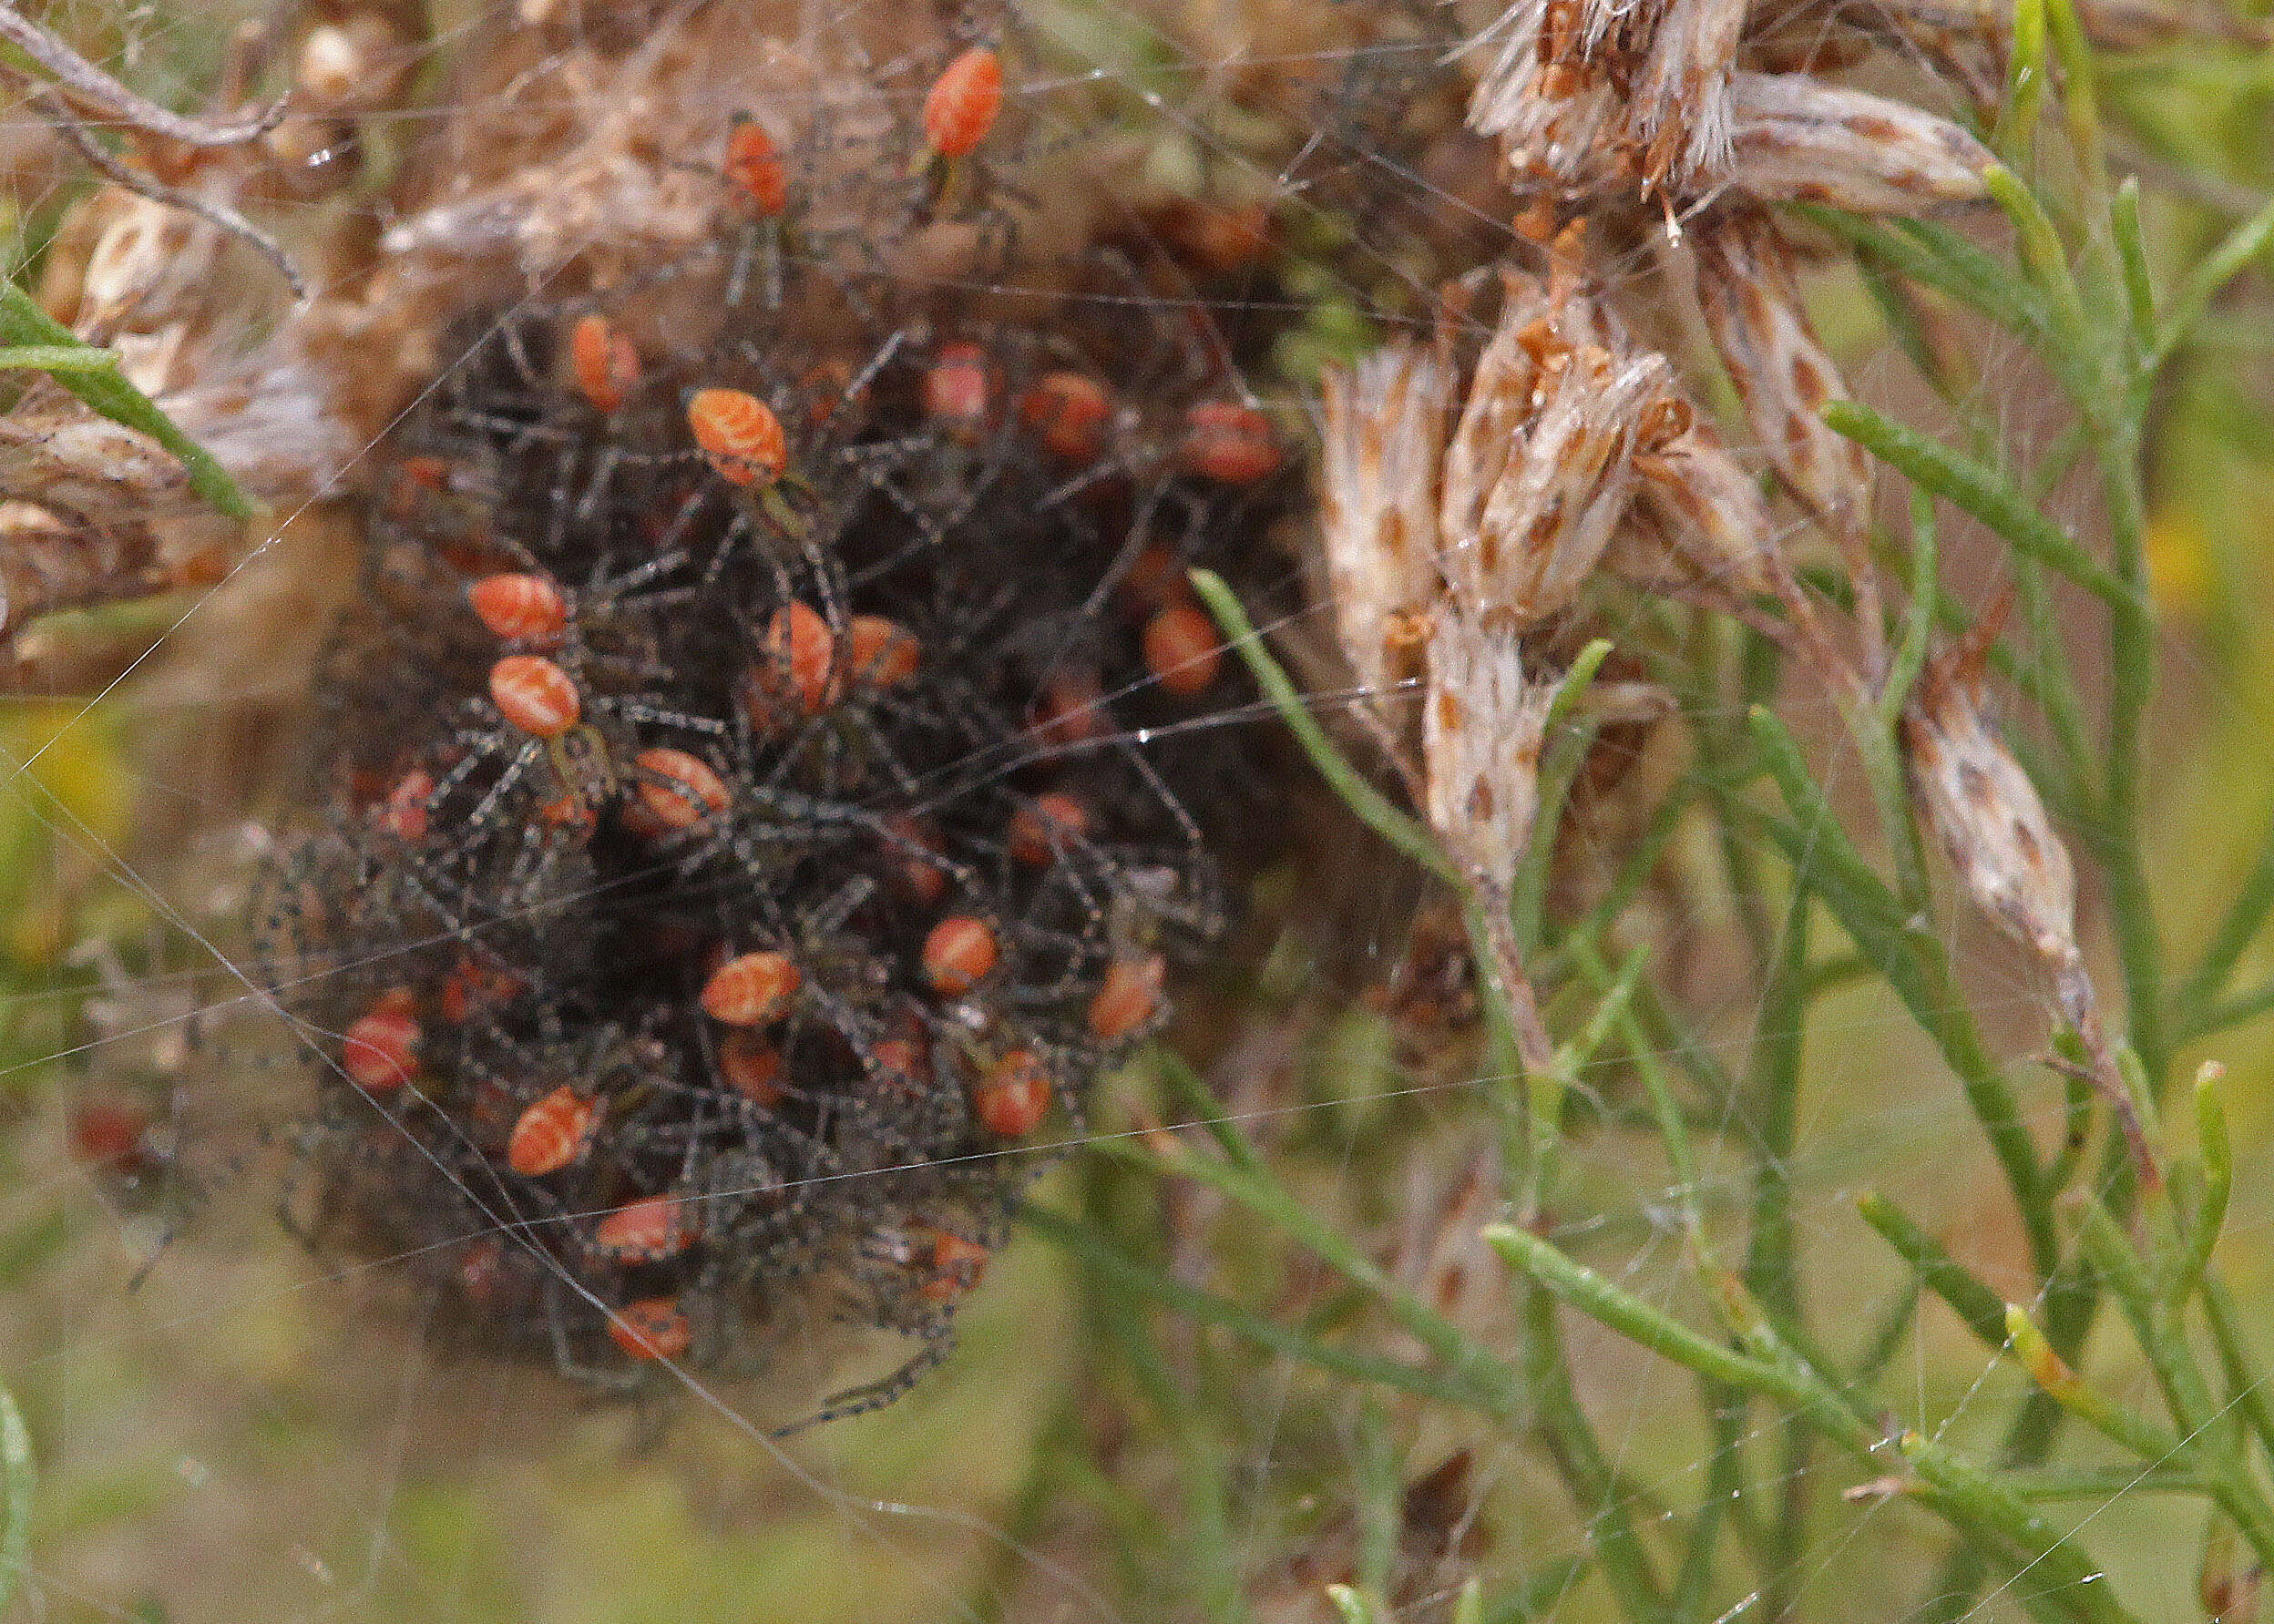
top-left (569, 313), bottom-right (640, 414)
top-left (1009, 792), bottom-right (1089, 866)
top-left (1182, 402), bottom-right (1283, 484)
top-left (489, 654), bottom-right (580, 738)
top-left (633, 747), bottom-right (730, 831)
top-left (608, 1296), bottom-right (691, 1361)
top-left (718, 1031), bottom-right (786, 1106)
top-left (847, 615), bottom-right (921, 689)
top-left (744, 601), bottom-right (838, 722)
top-left (924, 46), bottom-right (1004, 159)
top-left (920, 1228), bottom-right (990, 1301)
top-left (468, 573), bottom-right (568, 647)
top-left (688, 387), bottom-right (787, 486)
top-left (972, 1048), bottom-right (1051, 1137)
top-left (1088, 954), bottom-right (1166, 1042)
top-left (924, 342), bottom-right (992, 436)
top-left (921, 916), bottom-right (999, 996)
top-left (593, 1196), bottom-right (697, 1263)
top-left (507, 1085), bottom-right (597, 1177)
top-left (377, 767), bottom-right (435, 843)
top-left (723, 118), bottom-right (788, 216)
top-left (702, 950), bottom-right (803, 1026)
top-left (1018, 372), bottom-right (1111, 462)
top-left (1142, 603), bottom-right (1224, 697)
top-left (343, 1001), bottom-right (419, 1091)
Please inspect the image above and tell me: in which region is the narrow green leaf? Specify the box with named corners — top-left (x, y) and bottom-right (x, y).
top-left (1822, 400), bottom-right (2134, 611)
top-left (1857, 1192), bottom-right (2010, 1351)
top-left (1022, 1203), bottom-right (1507, 1414)
top-left (2150, 192), bottom-right (2274, 370)
top-left (1189, 568), bottom-right (1453, 884)
top-left (2002, 0), bottom-right (2048, 158)
top-left (1795, 206), bottom-right (2051, 341)
top-left (0, 281), bottom-right (256, 522)
top-left (2111, 178), bottom-right (2156, 355)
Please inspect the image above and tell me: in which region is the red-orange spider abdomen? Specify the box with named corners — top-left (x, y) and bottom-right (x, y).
top-left (343, 1001), bottom-right (420, 1092)
top-left (702, 951), bottom-right (803, 1026)
top-left (718, 1031), bottom-right (786, 1106)
top-left (847, 615), bottom-right (921, 689)
top-left (593, 1196), bottom-right (696, 1264)
top-left (923, 342), bottom-right (992, 437)
top-left (377, 768), bottom-right (435, 843)
top-left (921, 916), bottom-right (999, 996)
top-left (1018, 372), bottom-right (1111, 463)
top-left (507, 1086), bottom-right (597, 1177)
top-left (489, 654), bottom-right (581, 738)
top-left (569, 313), bottom-right (640, 414)
top-left (609, 1296), bottom-right (691, 1361)
top-left (923, 46), bottom-right (1003, 159)
top-left (723, 119), bottom-right (788, 216)
top-left (972, 1048), bottom-right (1051, 1137)
top-left (1088, 954), bottom-right (1166, 1042)
top-left (468, 573), bottom-right (568, 647)
top-left (1142, 603), bottom-right (1224, 698)
top-left (1009, 792), bottom-right (1089, 865)
top-left (743, 601), bottom-right (838, 722)
top-left (688, 387), bottom-right (787, 486)
top-left (1182, 402), bottom-right (1283, 484)
top-left (920, 1228), bottom-right (990, 1301)
top-left (632, 747), bottom-right (730, 832)
top-left (1027, 669), bottom-right (1109, 752)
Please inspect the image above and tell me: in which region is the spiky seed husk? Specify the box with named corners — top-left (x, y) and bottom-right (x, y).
top-left (1318, 342), bottom-right (1451, 720)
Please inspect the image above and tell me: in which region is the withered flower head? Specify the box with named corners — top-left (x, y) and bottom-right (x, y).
top-left (1422, 606), bottom-right (1552, 898)
top-left (1318, 342), bottom-right (1453, 722)
top-left (1726, 73), bottom-right (1994, 214)
top-left (1689, 208), bottom-right (1874, 574)
top-left (1621, 405), bottom-right (1789, 603)
top-left (1435, 266), bottom-right (1676, 628)
top-left (1465, 0), bottom-right (1995, 212)
top-left (1466, 0), bottom-right (1746, 194)
top-left (1901, 628), bottom-right (2078, 975)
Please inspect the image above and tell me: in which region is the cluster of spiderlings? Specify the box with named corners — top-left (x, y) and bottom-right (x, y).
top-left (252, 46), bottom-right (1301, 1419)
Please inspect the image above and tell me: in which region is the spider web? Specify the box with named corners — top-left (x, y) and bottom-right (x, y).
top-left (0, 3), bottom-right (2264, 1622)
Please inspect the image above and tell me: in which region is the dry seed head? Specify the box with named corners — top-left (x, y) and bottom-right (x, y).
top-left (1624, 412), bottom-right (1787, 601)
top-left (1437, 274), bottom-right (1673, 627)
top-left (1318, 342), bottom-right (1452, 719)
top-left (1726, 74), bottom-right (1995, 213)
top-left (1902, 638), bottom-right (2079, 975)
top-left (1691, 209), bottom-right (1873, 572)
top-left (1465, 0), bottom-right (1744, 193)
top-left (1422, 608), bottom-right (1552, 897)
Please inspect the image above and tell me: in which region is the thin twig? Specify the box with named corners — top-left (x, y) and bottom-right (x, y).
top-left (0, 5), bottom-right (284, 147)
top-left (33, 88), bottom-right (305, 301)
